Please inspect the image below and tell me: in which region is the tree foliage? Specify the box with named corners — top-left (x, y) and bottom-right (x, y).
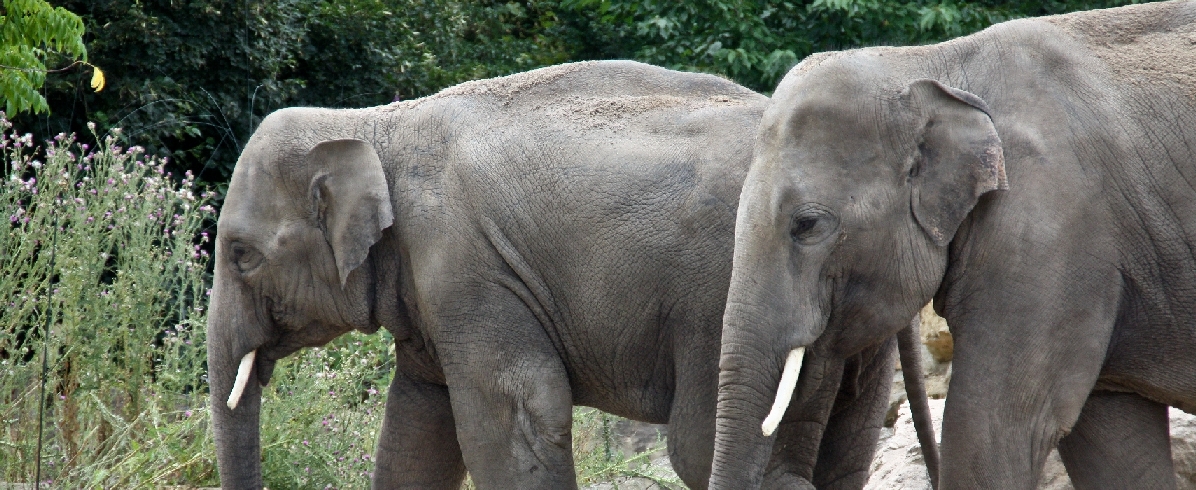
top-left (560, 0), bottom-right (1145, 92)
top-left (17, 0), bottom-right (575, 184)
top-left (0, 0), bottom-right (89, 115)
top-left (13, 0), bottom-right (1148, 184)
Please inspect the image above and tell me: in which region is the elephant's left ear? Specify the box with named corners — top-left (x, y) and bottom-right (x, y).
top-left (305, 139), bottom-right (394, 287)
top-left (905, 79), bottom-right (1007, 246)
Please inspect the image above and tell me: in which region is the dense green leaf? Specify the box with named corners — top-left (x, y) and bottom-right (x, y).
top-left (0, 0), bottom-right (86, 116)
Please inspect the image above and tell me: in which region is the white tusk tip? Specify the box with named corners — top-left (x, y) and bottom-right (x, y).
top-left (762, 417), bottom-right (781, 437)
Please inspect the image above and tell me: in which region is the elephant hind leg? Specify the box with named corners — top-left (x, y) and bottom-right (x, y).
top-left (1057, 391), bottom-right (1176, 490)
top-left (372, 373), bottom-right (467, 490)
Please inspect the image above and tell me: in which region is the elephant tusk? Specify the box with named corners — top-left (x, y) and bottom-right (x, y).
top-left (227, 350), bottom-right (257, 410)
top-left (762, 347), bottom-right (805, 437)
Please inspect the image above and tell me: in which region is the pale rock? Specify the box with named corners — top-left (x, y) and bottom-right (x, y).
top-left (1174, 408), bottom-right (1196, 489)
top-left (919, 303), bottom-right (953, 365)
top-left (868, 400), bottom-right (1196, 489)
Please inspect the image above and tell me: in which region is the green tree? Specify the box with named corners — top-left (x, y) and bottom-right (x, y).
top-left (0, 0), bottom-right (93, 115)
top-left (559, 0), bottom-right (1147, 92)
top-left (18, 0), bottom-right (574, 185)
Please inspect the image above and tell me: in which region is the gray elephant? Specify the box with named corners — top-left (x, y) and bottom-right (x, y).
top-left (711, 1), bottom-right (1196, 489)
top-left (207, 60), bottom-right (933, 489)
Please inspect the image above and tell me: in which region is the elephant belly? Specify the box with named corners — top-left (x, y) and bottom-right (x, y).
top-left (569, 368), bottom-right (674, 424)
top-left (1098, 314), bottom-right (1196, 414)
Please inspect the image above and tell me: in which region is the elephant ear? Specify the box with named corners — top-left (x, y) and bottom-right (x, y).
top-left (304, 139), bottom-right (394, 287)
top-left (905, 79), bottom-right (1007, 246)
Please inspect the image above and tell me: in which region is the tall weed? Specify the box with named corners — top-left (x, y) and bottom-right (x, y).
top-left (0, 116), bottom-right (215, 486)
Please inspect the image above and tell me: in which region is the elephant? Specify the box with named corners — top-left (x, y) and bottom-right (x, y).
top-left (207, 60), bottom-right (937, 489)
top-left (710, 1), bottom-right (1196, 489)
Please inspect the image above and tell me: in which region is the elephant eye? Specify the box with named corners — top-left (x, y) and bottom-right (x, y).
top-left (228, 241), bottom-right (264, 273)
top-left (793, 218), bottom-right (818, 236)
top-left (790, 207), bottom-right (839, 245)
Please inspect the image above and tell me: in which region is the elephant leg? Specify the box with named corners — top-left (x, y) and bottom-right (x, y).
top-left (438, 289), bottom-right (577, 489)
top-left (938, 278), bottom-right (1118, 489)
top-left (761, 344), bottom-right (845, 489)
top-left (813, 336), bottom-right (897, 490)
top-left (1057, 391), bottom-right (1175, 490)
top-left (372, 373), bottom-right (466, 490)
top-left (667, 334), bottom-right (720, 489)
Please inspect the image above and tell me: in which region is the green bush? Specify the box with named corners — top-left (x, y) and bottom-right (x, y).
top-left (560, 0), bottom-right (1146, 92)
top-left (258, 333), bottom-right (394, 488)
top-left (22, 0), bottom-right (576, 184)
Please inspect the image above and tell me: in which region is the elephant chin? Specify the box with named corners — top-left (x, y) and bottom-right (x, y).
top-left (762, 347), bottom-right (806, 436)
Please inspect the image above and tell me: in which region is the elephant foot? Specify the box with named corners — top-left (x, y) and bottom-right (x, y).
top-left (762, 472), bottom-right (816, 490)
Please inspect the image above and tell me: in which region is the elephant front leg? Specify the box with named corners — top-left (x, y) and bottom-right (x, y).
top-left (437, 288), bottom-right (578, 489)
top-left (372, 373), bottom-right (466, 490)
top-left (938, 295), bottom-right (1117, 489)
top-left (445, 356), bottom-right (576, 489)
top-left (1057, 391), bottom-right (1176, 490)
top-left (812, 336), bottom-right (897, 490)
top-left (760, 343), bottom-right (847, 489)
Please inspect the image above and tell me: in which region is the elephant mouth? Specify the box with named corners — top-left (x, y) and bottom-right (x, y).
top-left (223, 319), bottom-right (346, 409)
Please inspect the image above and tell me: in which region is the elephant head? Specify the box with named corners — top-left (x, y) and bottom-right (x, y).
top-left (207, 109), bottom-right (393, 488)
top-left (710, 58), bottom-right (1006, 486)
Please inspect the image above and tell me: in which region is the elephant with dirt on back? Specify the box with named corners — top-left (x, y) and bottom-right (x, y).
top-left (207, 60), bottom-right (936, 489)
top-left (711, 1), bottom-right (1196, 489)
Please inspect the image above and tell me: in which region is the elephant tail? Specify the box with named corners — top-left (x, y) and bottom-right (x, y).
top-left (898, 312), bottom-right (940, 490)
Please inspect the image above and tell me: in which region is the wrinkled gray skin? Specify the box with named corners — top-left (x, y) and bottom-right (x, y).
top-left (712, 2), bottom-right (1196, 489)
top-left (208, 60), bottom-right (915, 489)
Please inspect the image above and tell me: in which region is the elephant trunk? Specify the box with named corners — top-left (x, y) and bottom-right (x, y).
top-left (710, 179), bottom-right (829, 488)
top-left (208, 269), bottom-right (273, 489)
top-left (209, 361), bottom-right (263, 488)
top-left (710, 295), bottom-right (817, 488)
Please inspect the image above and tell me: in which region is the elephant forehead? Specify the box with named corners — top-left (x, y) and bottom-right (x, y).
top-left (761, 111), bottom-right (889, 183)
top-left (220, 165), bottom-right (299, 234)
top-left (774, 51), bottom-right (890, 107)
top-left (764, 92), bottom-right (888, 160)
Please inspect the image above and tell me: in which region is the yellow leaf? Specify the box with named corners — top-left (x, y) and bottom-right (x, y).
top-left (90, 65), bottom-right (105, 92)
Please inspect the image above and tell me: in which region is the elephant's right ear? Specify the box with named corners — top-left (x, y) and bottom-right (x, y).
top-left (304, 139), bottom-right (394, 287)
top-left (904, 79), bottom-right (1007, 246)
